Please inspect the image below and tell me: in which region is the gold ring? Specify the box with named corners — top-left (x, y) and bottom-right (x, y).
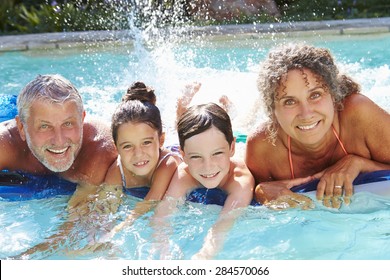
top-left (334, 185), bottom-right (343, 189)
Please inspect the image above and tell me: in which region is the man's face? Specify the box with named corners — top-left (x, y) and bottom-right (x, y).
top-left (18, 100), bottom-right (85, 172)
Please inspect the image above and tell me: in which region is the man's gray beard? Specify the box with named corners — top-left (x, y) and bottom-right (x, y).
top-left (24, 128), bottom-right (83, 173)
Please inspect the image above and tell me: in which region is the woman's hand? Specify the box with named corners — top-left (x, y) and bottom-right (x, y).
top-left (255, 177), bottom-right (315, 210)
top-left (314, 154), bottom-right (366, 208)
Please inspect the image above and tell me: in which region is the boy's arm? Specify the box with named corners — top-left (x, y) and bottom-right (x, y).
top-left (193, 162), bottom-right (254, 259)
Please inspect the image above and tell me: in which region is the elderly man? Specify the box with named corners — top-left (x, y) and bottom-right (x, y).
top-left (0, 74), bottom-right (117, 185)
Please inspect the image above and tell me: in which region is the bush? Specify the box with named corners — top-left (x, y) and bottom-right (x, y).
top-left (277, 0), bottom-right (390, 21)
top-left (0, 0), bottom-right (133, 34)
top-left (1, 0), bottom-right (390, 35)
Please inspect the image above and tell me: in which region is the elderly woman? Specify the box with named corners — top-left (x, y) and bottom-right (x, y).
top-left (245, 43), bottom-right (390, 208)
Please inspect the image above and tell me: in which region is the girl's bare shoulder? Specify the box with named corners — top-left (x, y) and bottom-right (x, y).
top-left (104, 159), bottom-right (122, 185)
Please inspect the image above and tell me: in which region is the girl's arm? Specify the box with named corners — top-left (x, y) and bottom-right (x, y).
top-left (104, 153), bottom-right (182, 242)
top-left (12, 183), bottom-right (122, 259)
top-left (103, 158), bottom-right (123, 186)
top-left (151, 164), bottom-right (196, 259)
top-left (145, 153), bottom-right (182, 201)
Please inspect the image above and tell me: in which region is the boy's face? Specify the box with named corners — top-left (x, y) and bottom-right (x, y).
top-left (182, 125), bottom-right (235, 189)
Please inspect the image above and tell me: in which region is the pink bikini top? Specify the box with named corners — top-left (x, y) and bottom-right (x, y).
top-left (288, 125), bottom-right (348, 179)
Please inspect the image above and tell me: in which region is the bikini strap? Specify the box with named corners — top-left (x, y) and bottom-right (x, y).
top-left (117, 155), bottom-right (127, 188)
top-left (150, 148), bottom-right (183, 183)
top-left (288, 125), bottom-right (347, 180)
top-left (288, 135), bottom-right (295, 179)
top-left (156, 152), bottom-right (173, 169)
top-left (332, 125), bottom-right (348, 155)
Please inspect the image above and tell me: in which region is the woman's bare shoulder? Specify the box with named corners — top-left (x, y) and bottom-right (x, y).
top-left (246, 125), bottom-right (268, 141)
top-left (343, 94), bottom-right (381, 115)
top-left (246, 126), bottom-right (270, 151)
top-left (342, 93), bottom-right (389, 125)
top-left (246, 126), bottom-right (277, 164)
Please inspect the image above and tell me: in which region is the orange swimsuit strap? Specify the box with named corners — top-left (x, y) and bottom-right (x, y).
top-left (288, 125), bottom-right (348, 179)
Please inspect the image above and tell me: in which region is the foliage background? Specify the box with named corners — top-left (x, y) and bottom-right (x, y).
top-left (1, 0), bottom-right (390, 34)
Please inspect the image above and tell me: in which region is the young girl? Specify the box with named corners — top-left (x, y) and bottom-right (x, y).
top-left (105, 81), bottom-right (181, 199)
top-left (94, 81), bottom-right (183, 240)
top-left (152, 102), bottom-right (254, 259)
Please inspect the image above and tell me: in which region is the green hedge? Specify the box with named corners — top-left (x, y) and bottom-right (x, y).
top-left (1, 0), bottom-right (390, 34)
top-left (277, 0), bottom-right (390, 21)
top-left (0, 0), bottom-right (131, 34)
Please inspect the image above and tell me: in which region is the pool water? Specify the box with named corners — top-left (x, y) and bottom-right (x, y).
top-left (1, 29), bottom-right (390, 260)
top-left (1, 191), bottom-right (390, 260)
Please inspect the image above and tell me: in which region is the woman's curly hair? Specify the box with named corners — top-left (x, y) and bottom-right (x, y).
top-left (257, 43), bottom-right (360, 144)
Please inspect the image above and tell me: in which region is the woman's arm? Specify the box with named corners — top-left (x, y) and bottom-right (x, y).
top-left (315, 94), bottom-right (390, 208)
top-left (254, 177), bottom-right (315, 209)
top-left (246, 133), bottom-right (315, 210)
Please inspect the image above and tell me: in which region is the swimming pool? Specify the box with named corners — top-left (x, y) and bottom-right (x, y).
top-left (1, 29), bottom-right (390, 260)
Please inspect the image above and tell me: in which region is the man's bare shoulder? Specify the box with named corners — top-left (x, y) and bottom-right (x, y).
top-left (0, 119), bottom-right (16, 133)
top-left (68, 118), bottom-right (117, 185)
top-left (0, 120), bottom-right (32, 170)
top-left (0, 120), bottom-right (23, 151)
top-left (82, 118), bottom-right (113, 147)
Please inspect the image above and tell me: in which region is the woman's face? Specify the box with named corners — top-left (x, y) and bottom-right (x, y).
top-left (182, 125), bottom-right (235, 189)
top-left (274, 68), bottom-right (335, 146)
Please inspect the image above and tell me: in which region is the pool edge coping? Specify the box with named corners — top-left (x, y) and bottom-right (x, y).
top-left (1, 17), bottom-right (390, 52)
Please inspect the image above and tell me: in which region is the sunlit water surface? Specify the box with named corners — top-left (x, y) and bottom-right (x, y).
top-left (1, 30), bottom-right (390, 259)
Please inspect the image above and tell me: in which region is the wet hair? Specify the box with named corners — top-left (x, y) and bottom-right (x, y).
top-left (111, 81), bottom-right (162, 145)
top-left (177, 103), bottom-right (234, 150)
top-left (257, 43), bottom-right (360, 143)
top-left (17, 74), bottom-right (84, 123)
top-left (123, 81), bottom-right (157, 104)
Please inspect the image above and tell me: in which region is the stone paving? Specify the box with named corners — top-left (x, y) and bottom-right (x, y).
top-left (1, 17), bottom-right (390, 52)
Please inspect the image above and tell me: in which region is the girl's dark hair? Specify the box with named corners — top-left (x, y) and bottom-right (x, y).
top-left (111, 82), bottom-right (162, 144)
top-left (177, 103), bottom-right (234, 149)
top-left (123, 81), bottom-right (157, 104)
